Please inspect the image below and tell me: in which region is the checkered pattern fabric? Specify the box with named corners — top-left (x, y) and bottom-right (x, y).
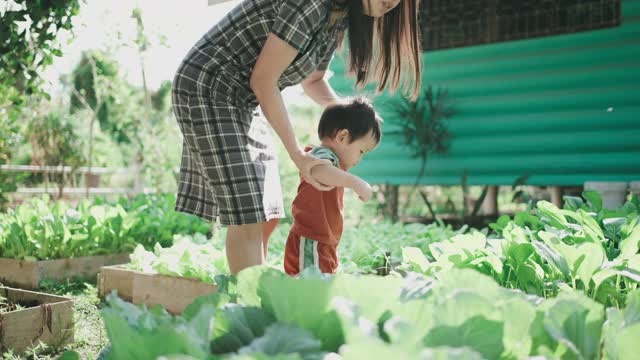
top-left (171, 0), bottom-right (346, 225)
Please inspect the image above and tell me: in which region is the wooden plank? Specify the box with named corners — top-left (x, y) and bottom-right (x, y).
top-left (0, 259), bottom-right (40, 289)
top-left (132, 272), bottom-right (217, 315)
top-left (0, 287), bottom-right (74, 355)
top-left (98, 266), bottom-right (217, 314)
top-left (0, 164), bottom-right (129, 174)
top-left (38, 253), bottom-right (130, 283)
top-left (98, 265), bottom-right (135, 301)
top-left (0, 254), bottom-right (130, 290)
top-left (4, 287), bottom-right (69, 304)
top-left (16, 188), bottom-right (137, 195)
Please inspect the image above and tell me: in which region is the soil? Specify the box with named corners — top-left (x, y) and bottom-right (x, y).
top-left (402, 213), bottom-right (506, 230)
top-left (0, 297), bottom-right (38, 314)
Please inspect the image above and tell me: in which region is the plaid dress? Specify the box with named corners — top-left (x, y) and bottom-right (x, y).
top-left (172, 0), bottom-right (347, 225)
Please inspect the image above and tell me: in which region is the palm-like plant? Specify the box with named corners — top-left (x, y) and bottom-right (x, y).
top-left (388, 86), bottom-right (455, 217)
top-left (390, 85), bottom-right (455, 185)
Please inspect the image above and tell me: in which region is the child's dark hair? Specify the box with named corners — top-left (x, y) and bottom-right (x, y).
top-left (318, 97), bottom-right (381, 144)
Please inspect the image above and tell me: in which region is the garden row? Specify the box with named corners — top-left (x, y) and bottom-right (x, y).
top-left (0, 193), bottom-right (209, 289)
top-left (3, 191), bottom-right (639, 358)
top-left (0, 194), bottom-right (463, 355)
top-left (87, 191), bottom-right (639, 359)
top-left (402, 191), bottom-right (640, 308)
top-left (101, 191), bottom-right (640, 313)
top-left (91, 266), bottom-right (640, 360)
top-left (0, 193), bottom-right (210, 354)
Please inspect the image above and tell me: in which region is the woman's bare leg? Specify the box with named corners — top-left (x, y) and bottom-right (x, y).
top-left (226, 223), bottom-right (264, 275)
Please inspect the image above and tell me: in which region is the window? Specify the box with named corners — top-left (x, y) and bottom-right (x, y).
top-left (420, 0), bottom-right (622, 51)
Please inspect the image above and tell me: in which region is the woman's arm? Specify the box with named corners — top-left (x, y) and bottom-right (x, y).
top-left (300, 70), bottom-right (341, 108)
top-left (250, 34), bottom-right (333, 191)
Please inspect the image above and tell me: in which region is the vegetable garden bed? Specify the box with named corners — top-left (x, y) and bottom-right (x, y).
top-left (97, 233), bottom-right (225, 314)
top-left (400, 191), bottom-right (640, 308)
top-left (97, 265), bottom-right (217, 314)
top-left (85, 266), bottom-right (640, 360)
top-left (0, 253), bottom-right (129, 290)
top-left (0, 194), bottom-right (212, 291)
top-left (0, 286), bottom-right (74, 355)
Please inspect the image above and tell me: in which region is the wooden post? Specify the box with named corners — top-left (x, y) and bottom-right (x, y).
top-left (482, 185), bottom-right (499, 216)
top-left (134, 154), bottom-right (143, 193)
top-left (85, 172), bottom-right (101, 188)
top-left (550, 186), bottom-right (563, 207)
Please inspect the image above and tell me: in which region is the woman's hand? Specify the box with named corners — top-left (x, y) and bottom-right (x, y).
top-left (291, 150), bottom-right (335, 191)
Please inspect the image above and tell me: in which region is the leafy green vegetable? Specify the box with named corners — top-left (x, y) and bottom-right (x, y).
top-left (0, 196), bottom-right (137, 259)
top-left (0, 194), bottom-right (210, 260)
top-left (403, 193), bottom-right (640, 307)
top-left (100, 267), bottom-right (633, 359)
top-left (101, 293), bottom-right (213, 359)
top-left (127, 233), bottom-right (228, 282)
top-left (603, 289), bottom-right (640, 360)
top-left (237, 323), bottom-right (322, 357)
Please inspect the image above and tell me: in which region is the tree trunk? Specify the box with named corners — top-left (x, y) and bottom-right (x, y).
top-left (482, 185), bottom-right (499, 216)
top-left (383, 185), bottom-right (399, 223)
top-left (86, 115), bottom-right (96, 196)
top-left (550, 186), bottom-right (564, 207)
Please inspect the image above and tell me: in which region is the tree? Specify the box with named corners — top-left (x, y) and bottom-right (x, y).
top-left (389, 86), bottom-right (455, 218)
top-left (0, 86), bottom-right (24, 210)
top-left (66, 50), bottom-right (142, 195)
top-left (27, 112), bottom-right (86, 198)
top-left (130, 6), bottom-right (179, 190)
top-left (69, 50), bottom-right (136, 144)
top-left (391, 86), bottom-right (455, 184)
top-left (151, 80), bottom-right (172, 113)
top-left (0, 0), bottom-right (81, 96)
top-left (0, 0), bottom-right (81, 208)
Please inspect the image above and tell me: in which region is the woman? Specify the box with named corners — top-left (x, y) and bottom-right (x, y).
top-left (172, 0), bottom-right (422, 274)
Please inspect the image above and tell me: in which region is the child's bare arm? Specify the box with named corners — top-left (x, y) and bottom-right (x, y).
top-left (310, 164), bottom-right (373, 201)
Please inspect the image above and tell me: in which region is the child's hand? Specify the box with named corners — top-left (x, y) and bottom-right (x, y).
top-left (353, 179), bottom-right (373, 202)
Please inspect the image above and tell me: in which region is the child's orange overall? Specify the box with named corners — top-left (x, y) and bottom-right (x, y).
top-left (284, 146), bottom-right (344, 275)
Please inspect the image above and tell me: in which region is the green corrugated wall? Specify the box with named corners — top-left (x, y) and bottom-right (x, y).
top-left (328, 0), bottom-right (640, 186)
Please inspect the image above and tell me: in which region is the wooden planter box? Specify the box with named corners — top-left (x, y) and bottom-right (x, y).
top-left (98, 265), bottom-right (217, 314)
top-left (0, 253), bottom-right (130, 290)
top-left (0, 286), bottom-right (74, 354)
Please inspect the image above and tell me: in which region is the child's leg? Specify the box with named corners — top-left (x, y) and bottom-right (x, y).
top-left (315, 242), bottom-right (338, 274)
top-left (284, 232), bottom-right (301, 275)
top-left (284, 234), bottom-right (338, 275)
top-left (299, 237), bottom-right (319, 273)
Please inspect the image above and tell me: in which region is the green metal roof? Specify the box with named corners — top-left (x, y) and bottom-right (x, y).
top-left (328, 0), bottom-right (640, 186)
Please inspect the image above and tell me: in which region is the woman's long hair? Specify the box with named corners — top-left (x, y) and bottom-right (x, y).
top-left (341, 0), bottom-right (422, 100)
